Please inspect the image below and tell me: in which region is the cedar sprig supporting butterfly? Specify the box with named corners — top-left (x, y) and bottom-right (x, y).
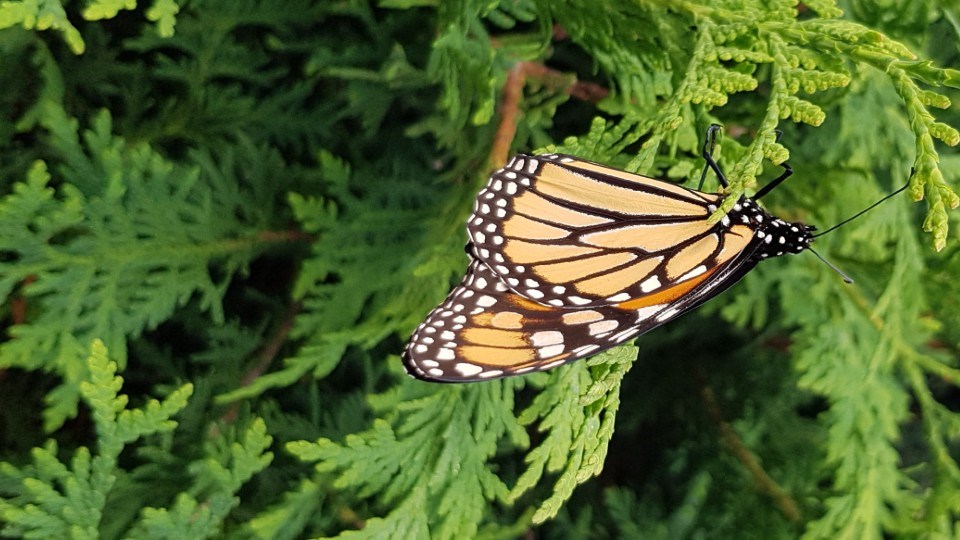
top-left (403, 126), bottom-right (816, 382)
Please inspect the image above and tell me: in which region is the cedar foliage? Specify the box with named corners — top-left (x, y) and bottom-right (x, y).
top-left (1, 0), bottom-right (959, 538)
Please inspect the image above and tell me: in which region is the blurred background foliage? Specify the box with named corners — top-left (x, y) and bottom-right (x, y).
top-left (1, 0), bottom-right (960, 538)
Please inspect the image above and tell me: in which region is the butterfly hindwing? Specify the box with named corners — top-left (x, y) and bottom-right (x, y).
top-left (402, 246), bottom-right (773, 383)
top-left (403, 259), bottom-right (649, 382)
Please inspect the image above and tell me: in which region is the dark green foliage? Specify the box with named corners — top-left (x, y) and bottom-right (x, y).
top-left (1, 0), bottom-right (959, 538)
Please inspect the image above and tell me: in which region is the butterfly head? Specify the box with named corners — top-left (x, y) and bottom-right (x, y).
top-left (753, 216), bottom-right (815, 259)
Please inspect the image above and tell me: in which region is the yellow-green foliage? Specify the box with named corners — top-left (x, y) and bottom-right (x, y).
top-left (1, 1), bottom-right (959, 538)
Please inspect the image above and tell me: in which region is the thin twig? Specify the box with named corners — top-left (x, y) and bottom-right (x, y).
top-left (489, 63), bottom-right (526, 169)
top-left (696, 366), bottom-right (802, 522)
top-left (488, 61), bottom-right (609, 169)
top-left (221, 301), bottom-right (302, 424)
top-left (10, 275), bottom-right (36, 325)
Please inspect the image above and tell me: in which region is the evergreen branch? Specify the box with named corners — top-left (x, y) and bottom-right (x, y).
top-left (794, 211), bottom-right (944, 537)
top-left (904, 349), bottom-right (960, 386)
top-left (902, 361), bottom-right (960, 524)
top-left (287, 382), bottom-right (524, 538)
top-left (146, 0), bottom-right (180, 37)
top-left (712, 56), bottom-right (787, 218)
top-left (885, 64), bottom-right (960, 251)
top-left (509, 345), bottom-right (635, 523)
top-left (0, 111), bottom-right (288, 431)
top-left (0, 0), bottom-right (84, 53)
top-left (0, 341), bottom-right (192, 539)
top-left (131, 418), bottom-right (274, 539)
top-left (82, 0), bottom-right (180, 38)
top-left (220, 301), bottom-right (302, 424)
top-left (632, 24), bottom-right (722, 174)
top-left (696, 367), bottom-right (801, 522)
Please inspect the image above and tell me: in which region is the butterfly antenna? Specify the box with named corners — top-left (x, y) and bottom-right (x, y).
top-left (812, 172), bottom-right (913, 238)
top-left (698, 124), bottom-right (728, 190)
top-left (808, 248), bottom-right (854, 284)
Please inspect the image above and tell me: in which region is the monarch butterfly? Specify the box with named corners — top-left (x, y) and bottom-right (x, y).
top-left (403, 128), bottom-right (814, 382)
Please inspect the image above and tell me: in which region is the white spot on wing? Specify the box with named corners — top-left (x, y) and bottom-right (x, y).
top-left (640, 275), bottom-right (662, 292)
top-left (678, 265), bottom-right (707, 282)
top-left (531, 331), bottom-right (564, 346)
top-left (635, 303), bottom-right (666, 321)
top-left (455, 363), bottom-right (483, 376)
top-left (538, 357), bottom-right (566, 369)
top-left (588, 320), bottom-right (619, 335)
top-left (573, 344), bottom-right (600, 356)
top-left (656, 307), bottom-right (680, 322)
top-left (611, 328), bottom-right (639, 342)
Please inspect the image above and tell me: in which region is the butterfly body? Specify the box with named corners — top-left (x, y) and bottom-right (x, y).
top-left (403, 153), bottom-right (813, 382)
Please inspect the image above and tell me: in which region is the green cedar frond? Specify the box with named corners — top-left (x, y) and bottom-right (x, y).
top-left (128, 418), bottom-right (274, 539)
top-left (0, 341), bottom-right (192, 539)
top-left (0, 0), bottom-right (84, 53)
top-left (510, 345), bottom-right (636, 523)
top-left (0, 111), bottom-right (284, 431)
top-left (288, 381), bottom-right (526, 538)
top-left (82, 0), bottom-right (179, 37)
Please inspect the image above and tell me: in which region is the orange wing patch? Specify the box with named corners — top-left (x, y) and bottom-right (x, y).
top-left (580, 221), bottom-right (714, 252)
top-left (535, 163), bottom-right (709, 217)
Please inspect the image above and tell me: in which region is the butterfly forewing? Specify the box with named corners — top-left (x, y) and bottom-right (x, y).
top-left (466, 154), bottom-right (763, 308)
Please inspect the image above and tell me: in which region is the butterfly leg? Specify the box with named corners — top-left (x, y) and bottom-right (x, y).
top-left (698, 124), bottom-right (729, 190)
top-left (753, 161), bottom-right (793, 200)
